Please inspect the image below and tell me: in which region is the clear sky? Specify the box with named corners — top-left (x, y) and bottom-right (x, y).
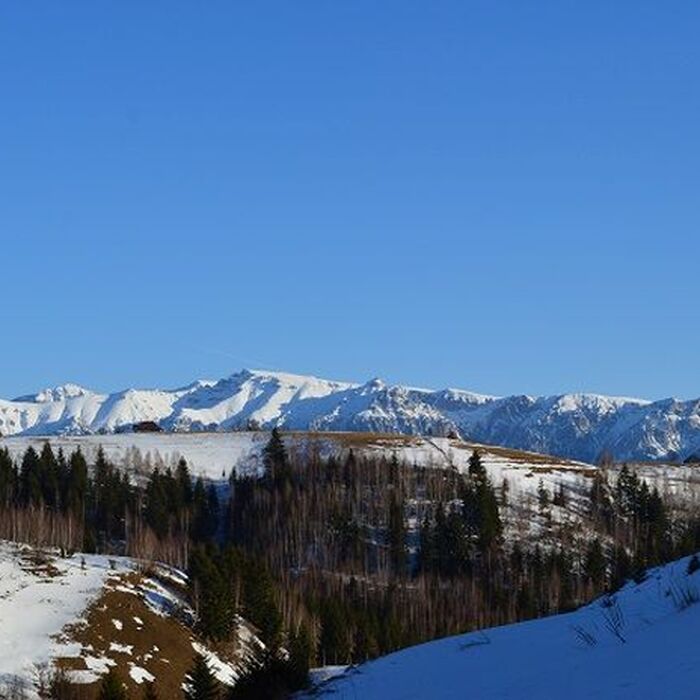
top-left (1, 2), bottom-right (698, 400)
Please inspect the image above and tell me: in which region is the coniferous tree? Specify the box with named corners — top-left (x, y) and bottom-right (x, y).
top-left (98, 669), bottom-right (127, 700)
top-left (463, 452), bottom-right (502, 552)
top-left (0, 447), bottom-right (15, 507)
top-left (186, 655), bottom-right (221, 700)
top-left (39, 442), bottom-right (59, 508)
top-left (145, 468), bottom-right (169, 539)
top-left (263, 428), bottom-right (290, 485)
top-left (188, 547), bottom-right (235, 641)
top-left (320, 598), bottom-right (352, 664)
top-left (243, 558), bottom-right (282, 646)
top-left (537, 479), bottom-right (549, 513)
top-left (585, 538), bottom-right (606, 589)
top-left (176, 458), bottom-right (194, 509)
top-left (468, 449), bottom-right (486, 479)
top-left (19, 446), bottom-right (42, 506)
top-left (227, 654), bottom-right (294, 700)
top-left (287, 622), bottom-right (314, 689)
top-left (387, 494), bottom-right (406, 576)
top-left (418, 513), bottom-right (435, 573)
top-left (142, 682), bottom-right (159, 700)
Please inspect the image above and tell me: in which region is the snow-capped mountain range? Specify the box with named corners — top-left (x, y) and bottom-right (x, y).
top-left (1, 369), bottom-right (699, 462)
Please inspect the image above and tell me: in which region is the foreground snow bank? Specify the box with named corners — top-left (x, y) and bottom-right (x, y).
top-left (0, 542), bottom-right (132, 686)
top-left (305, 554), bottom-right (700, 700)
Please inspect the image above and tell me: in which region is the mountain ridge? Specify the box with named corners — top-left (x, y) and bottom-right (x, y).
top-left (1, 368), bottom-right (699, 462)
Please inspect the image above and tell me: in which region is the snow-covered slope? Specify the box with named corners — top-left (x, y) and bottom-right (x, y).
top-left (2, 369), bottom-right (699, 462)
top-left (0, 541), bottom-right (262, 697)
top-left (304, 554), bottom-right (700, 700)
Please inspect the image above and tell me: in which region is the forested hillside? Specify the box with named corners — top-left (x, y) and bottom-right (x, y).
top-left (1, 429), bottom-right (700, 697)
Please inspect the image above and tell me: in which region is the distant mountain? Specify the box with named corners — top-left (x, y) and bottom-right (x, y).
top-left (1, 369), bottom-right (699, 462)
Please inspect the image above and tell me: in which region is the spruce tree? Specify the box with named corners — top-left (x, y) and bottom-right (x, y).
top-left (462, 457), bottom-right (502, 552)
top-left (188, 547), bottom-right (235, 641)
top-left (142, 682), bottom-right (159, 700)
top-left (98, 669), bottom-right (127, 700)
top-left (185, 655), bottom-right (221, 700)
top-left (418, 514), bottom-right (435, 573)
top-left (263, 427), bottom-right (290, 484)
top-left (537, 479), bottom-right (549, 513)
top-left (387, 494), bottom-right (407, 576)
top-left (176, 457), bottom-right (194, 507)
top-left (19, 446), bottom-right (42, 506)
top-left (585, 538), bottom-right (606, 589)
top-left (468, 449), bottom-right (486, 479)
top-left (0, 447), bottom-right (15, 507)
top-left (243, 558), bottom-right (282, 646)
top-left (287, 622), bottom-right (314, 689)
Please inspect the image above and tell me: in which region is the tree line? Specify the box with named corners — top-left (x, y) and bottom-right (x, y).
top-left (3, 432), bottom-right (700, 699)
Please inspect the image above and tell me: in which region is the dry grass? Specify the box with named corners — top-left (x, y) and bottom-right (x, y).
top-left (55, 572), bottom-right (199, 698)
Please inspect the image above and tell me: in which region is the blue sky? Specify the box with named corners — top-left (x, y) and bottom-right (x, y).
top-left (1, 2), bottom-right (698, 400)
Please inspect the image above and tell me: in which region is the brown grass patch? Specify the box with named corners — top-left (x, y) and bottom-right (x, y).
top-left (55, 573), bottom-right (199, 698)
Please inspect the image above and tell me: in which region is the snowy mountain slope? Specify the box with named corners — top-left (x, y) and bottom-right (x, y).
top-left (1, 369), bottom-right (699, 461)
top-left (0, 542), bottom-right (121, 690)
top-left (303, 554), bottom-right (700, 700)
top-left (0, 541), bottom-right (262, 697)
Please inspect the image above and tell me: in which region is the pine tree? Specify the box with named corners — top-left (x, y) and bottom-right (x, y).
top-left (39, 442), bottom-right (59, 507)
top-left (552, 482), bottom-right (566, 507)
top-left (462, 459), bottom-right (502, 552)
top-left (228, 654), bottom-right (294, 700)
top-left (468, 449), bottom-right (486, 479)
top-left (616, 465), bottom-right (639, 515)
top-left (585, 538), bottom-right (607, 590)
top-left (67, 448), bottom-right (88, 518)
top-left (589, 471), bottom-right (613, 529)
top-left (185, 655), bottom-right (221, 700)
top-left (145, 468), bottom-right (169, 539)
top-left (176, 457), bottom-right (194, 508)
top-left (19, 446), bottom-right (42, 506)
top-left (537, 479), bottom-right (549, 513)
top-left (142, 682), bottom-right (159, 700)
top-left (243, 558), bottom-right (282, 646)
top-left (387, 494), bottom-right (406, 576)
top-left (320, 598), bottom-right (351, 664)
top-left (263, 427), bottom-right (290, 485)
top-left (0, 447), bottom-right (15, 507)
top-left (192, 478), bottom-right (220, 542)
top-left (98, 669), bottom-right (127, 700)
top-left (418, 514), bottom-right (435, 573)
top-left (611, 544), bottom-right (632, 588)
top-left (188, 547), bottom-right (235, 641)
top-left (287, 622), bottom-right (314, 689)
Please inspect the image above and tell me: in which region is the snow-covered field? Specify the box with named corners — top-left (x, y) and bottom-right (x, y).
top-left (0, 431), bottom-right (596, 506)
top-left (305, 553), bottom-right (700, 700)
top-left (1, 431), bottom-right (268, 481)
